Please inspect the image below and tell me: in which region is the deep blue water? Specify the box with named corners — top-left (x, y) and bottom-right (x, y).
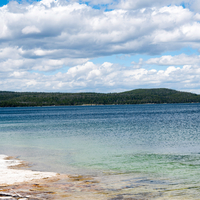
top-left (0, 104), bottom-right (200, 198)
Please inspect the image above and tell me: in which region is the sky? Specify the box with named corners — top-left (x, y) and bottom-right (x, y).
top-left (1, 0), bottom-right (200, 93)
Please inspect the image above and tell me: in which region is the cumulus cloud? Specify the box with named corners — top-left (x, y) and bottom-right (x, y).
top-left (1, 61), bottom-right (200, 94)
top-left (74, 0), bottom-right (198, 10)
top-left (0, 47), bottom-right (88, 72)
top-left (146, 54), bottom-right (200, 66)
top-left (190, 0), bottom-right (200, 12)
top-left (113, 0), bottom-right (186, 10)
top-left (0, 0), bottom-right (200, 93)
top-left (22, 26), bottom-right (41, 35)
top-left (0, 0), bottom-right (199, 61)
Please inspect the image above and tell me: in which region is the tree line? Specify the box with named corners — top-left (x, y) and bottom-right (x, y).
top-left (0, 88), bottom-right (200, 107)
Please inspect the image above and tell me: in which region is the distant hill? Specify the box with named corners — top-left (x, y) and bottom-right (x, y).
top-left (0, 88), bottom-right (199, 107)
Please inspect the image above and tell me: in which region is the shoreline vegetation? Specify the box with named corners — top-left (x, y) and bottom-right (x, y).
top-left (0, 88), bottom-right (200, 107)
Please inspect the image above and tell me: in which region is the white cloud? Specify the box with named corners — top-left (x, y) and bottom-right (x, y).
top-left (190, 0), bottom-right (200, 12)
top-left (1, 61), bottom-right (200, 93)
top-left (39, 0), bottom-right (57, 7)
top-left (110, 0), bottom-right (196, 10)
top-left (0, 1), bottom-right (199, 60)
top-left (0, 46), bottom-right (89, 72)
top-left (0, 0), bottom-right (200, 93)
top-left (22, 25), bottom-right (40, 34)
top-left (146, 54), bottom-right (200, 66)
top-left (73, 0), bottom-right (196, 10)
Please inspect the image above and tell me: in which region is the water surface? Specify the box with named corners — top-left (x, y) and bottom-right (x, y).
top-left (0, 104), bottom-right (200, 199)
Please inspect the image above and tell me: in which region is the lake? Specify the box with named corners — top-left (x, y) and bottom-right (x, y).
top-left (0, 104), bottom-right (200, 199)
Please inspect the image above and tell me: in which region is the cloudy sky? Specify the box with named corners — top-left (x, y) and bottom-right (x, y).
top-left (1, 0), bottom-right (200, 93)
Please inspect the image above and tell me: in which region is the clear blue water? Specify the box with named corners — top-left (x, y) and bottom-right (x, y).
top-left (0, 104), bottom-right (200, 198)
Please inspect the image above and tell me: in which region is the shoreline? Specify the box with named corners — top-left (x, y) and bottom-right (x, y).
top-left (0, 154), bottom-right (109, 199)
top-left (0, 102), bottom-right (200, 108)
top-left (1, 88), bottom-right (200, 107)
top-left (0, 154), bottom-right (58, 186)
top-left (0, 154), bottom-right (198, 199)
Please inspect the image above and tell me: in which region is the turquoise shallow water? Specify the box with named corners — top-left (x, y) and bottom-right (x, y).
top-left (0, 104), bottom-right (200, 198)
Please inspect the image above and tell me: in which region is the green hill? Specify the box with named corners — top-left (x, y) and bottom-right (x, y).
top-left (0, 88), bottom-right (199, 107)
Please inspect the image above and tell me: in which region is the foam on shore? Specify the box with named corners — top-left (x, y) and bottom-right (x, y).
top-left (0, 154), bottom-right (57, 186)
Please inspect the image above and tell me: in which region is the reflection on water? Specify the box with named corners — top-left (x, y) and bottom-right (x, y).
top-left (0, 104), bottom-right (200, 198)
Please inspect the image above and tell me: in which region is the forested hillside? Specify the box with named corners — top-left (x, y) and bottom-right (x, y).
top-left (0, 88), bottom-right (199, 107)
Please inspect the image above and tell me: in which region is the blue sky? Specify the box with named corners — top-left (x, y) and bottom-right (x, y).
top-left (1, 0), bottom-right (200, 93)
top-left (0, 0), bottom-right (8, 6)
top-left (0, 0), bottom-right (40, 6)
